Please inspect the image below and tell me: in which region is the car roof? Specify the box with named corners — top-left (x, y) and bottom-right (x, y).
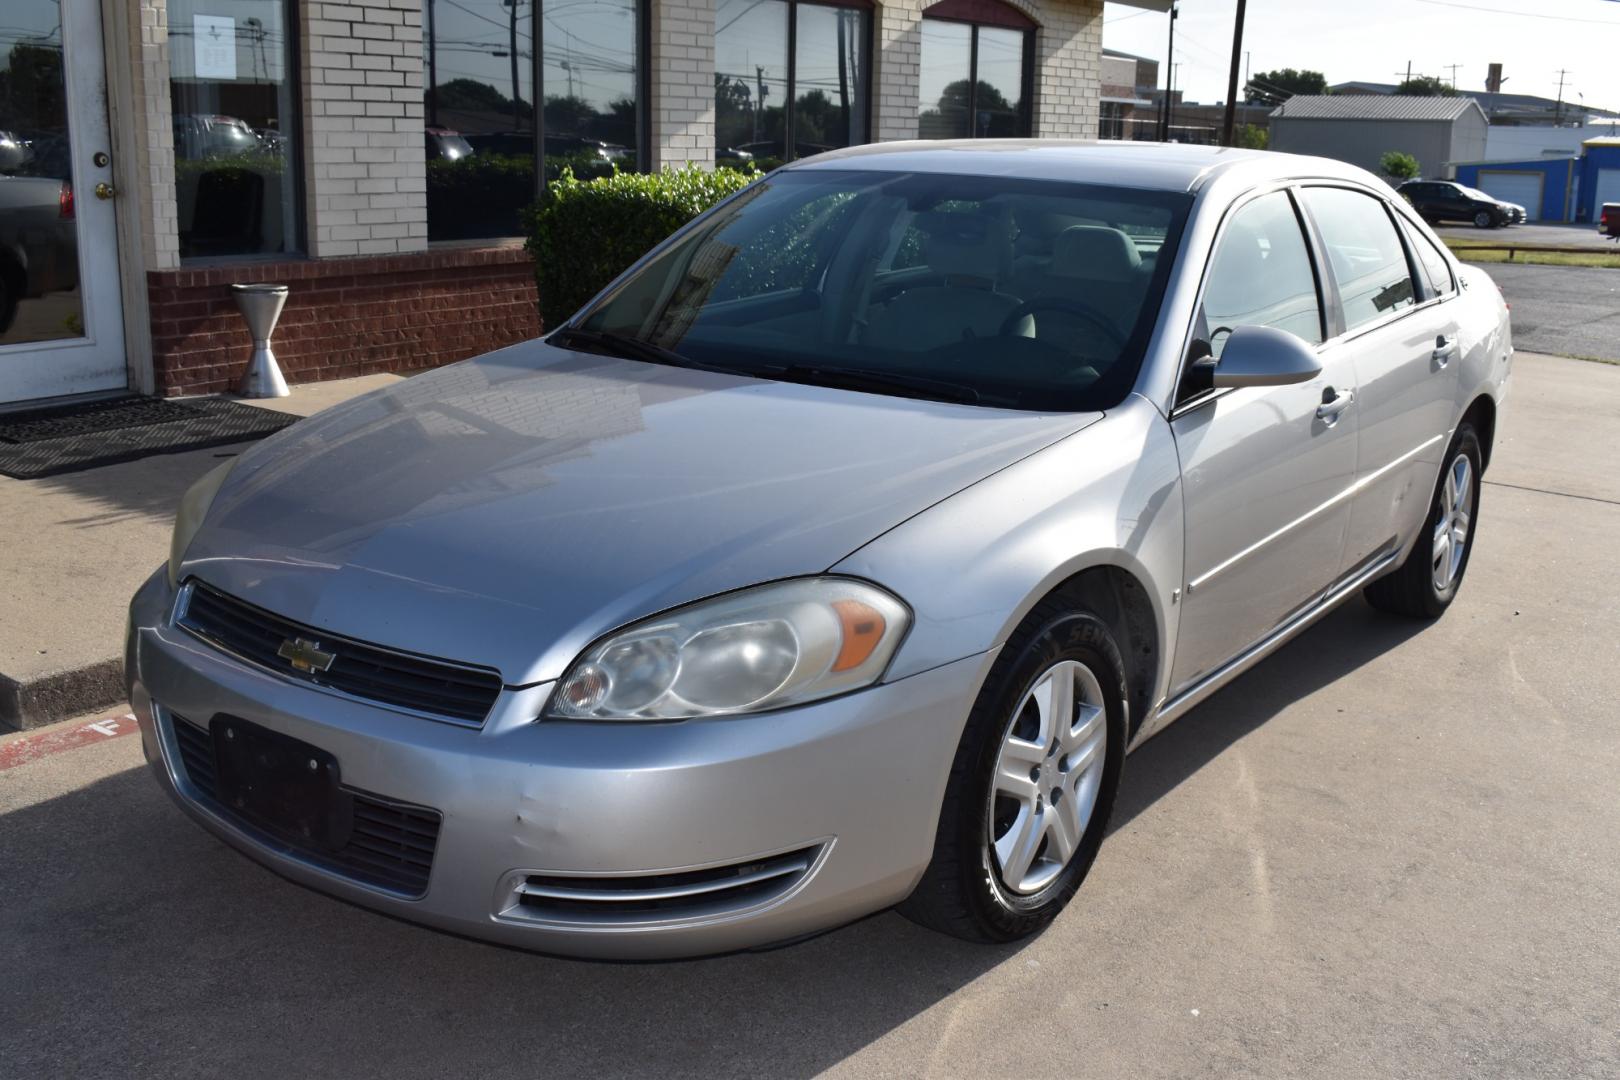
top-left (785, 139), bottom-right (1386, 194)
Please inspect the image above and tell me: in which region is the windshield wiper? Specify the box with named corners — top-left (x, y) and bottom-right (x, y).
top-left (777, 364), bottom-right (982, 405)
top-left (550, 327), bottom-right (760, 376)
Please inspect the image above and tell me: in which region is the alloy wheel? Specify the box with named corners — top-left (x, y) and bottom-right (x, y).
top-left (987, 660), bottom-right (1108, 896)
top-left (1432, 453), bottom-right (1473, 593)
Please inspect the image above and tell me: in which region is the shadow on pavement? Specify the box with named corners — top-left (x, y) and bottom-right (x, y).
top-left (0, 599), bottom-right (1428, 1079)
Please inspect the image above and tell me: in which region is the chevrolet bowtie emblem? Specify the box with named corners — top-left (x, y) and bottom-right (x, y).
top-left (277, 637), bottom-right (336, 674)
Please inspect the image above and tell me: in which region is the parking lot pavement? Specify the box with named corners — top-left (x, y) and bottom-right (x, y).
top-left (4, 354), bottom-right (1618, 1080)
top-left (1439, 221), bottom-right (1617, 250)
top-left (1482, 262), bottom-right (1620, 363)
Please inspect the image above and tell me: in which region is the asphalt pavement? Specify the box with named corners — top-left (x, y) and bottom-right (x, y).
top-left (1481, 262), bottom-right (1620, 362)
top-left (3, 353), bottom-right (1618, 1079)
top-left (1438, 221), bottom-right (1617, 250)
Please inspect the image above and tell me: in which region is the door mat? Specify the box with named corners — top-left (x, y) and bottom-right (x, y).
top-left (0, 396), bottom-right (299, 480)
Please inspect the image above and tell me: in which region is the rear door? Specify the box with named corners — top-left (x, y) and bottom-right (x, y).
top-left (1297, 186), bottom-right (1458, 577)
top-left (1169, 188), bottom-right (1359, 693)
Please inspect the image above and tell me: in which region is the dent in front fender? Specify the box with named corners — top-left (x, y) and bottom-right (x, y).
top-left (836, 395), bottom-right (1184, 719)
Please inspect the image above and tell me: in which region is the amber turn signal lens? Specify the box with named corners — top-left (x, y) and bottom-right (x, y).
top-left (830, 599), bottom-right (887, 672)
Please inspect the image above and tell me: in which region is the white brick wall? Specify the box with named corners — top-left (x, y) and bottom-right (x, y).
top-left (1030, 0), bottom-right (1104, 139)
top-left (846, 0), bottom-right (1105, 151)
top-left (300, 0), bottom-right (428, 256)
top-left (130, 0), bottom-right (180, 270)
top-left (650, 0), bottom-right (716, 168)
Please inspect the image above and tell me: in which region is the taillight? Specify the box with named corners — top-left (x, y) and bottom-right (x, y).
top-left (58, 182), bottom-right (74, 220)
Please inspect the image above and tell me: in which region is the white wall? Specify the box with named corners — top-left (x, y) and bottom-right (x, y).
top-left (1485, 123), bottom-right (1620, 162)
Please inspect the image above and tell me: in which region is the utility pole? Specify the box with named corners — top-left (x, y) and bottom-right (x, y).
top-left (426, 0), bottom-right (438, 126)
top-left (1160, 1), bottom-right (1178, 141)
top-left (1395, 61), bottom-right (1412, 87)
top-left (1554, 68), bottom-right (1571, 126)
top-left (506, 0), bottom-right (521, 129)
top-left (1444, 63), bottom-right (1461, 89)
top-left (1222, 0), bottom-right (1249, 147)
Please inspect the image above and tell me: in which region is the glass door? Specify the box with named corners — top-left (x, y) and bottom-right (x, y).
top-left (0, 0), bottom-right (126, 405)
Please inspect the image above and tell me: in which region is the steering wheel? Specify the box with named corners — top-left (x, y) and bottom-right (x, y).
top-left (998, 298), bottom-right (1129, 354)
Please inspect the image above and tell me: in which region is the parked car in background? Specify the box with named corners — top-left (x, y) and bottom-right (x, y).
top-left (173, 114), bottom-right (264, 161)
top-left (1398, 179), bottom-right (1510, 228)
top-left (132, 143), bottom-right (1512, 960)
top-left (1601, 203), bottom-right (1619, 240)
top-left (0, 174), bottom-right (77, 332)
top-left (424, 127), bottom-right (475, 162)
top-left (0, 130), bottom-right (35, 174)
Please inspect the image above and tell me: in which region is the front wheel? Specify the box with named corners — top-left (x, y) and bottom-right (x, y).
top-left (1364, 423), bottom-right (1482, 618)
top-left (899, 594), bottom-right (1126, 942)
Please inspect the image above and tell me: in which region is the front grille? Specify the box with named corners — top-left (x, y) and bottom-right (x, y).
top-left (170, 714), bottom-right (442, 898)
top-left (509, 846), bottom-right (822, 926)
top-left (177, 580), bottom-right (503, 725)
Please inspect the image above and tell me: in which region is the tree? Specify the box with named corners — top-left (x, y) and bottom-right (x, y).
top-left (1235, 124), bottom-right (1269, 150)
top-left (1395, 75), bottom-right (1456, 97)
top-left (1246, 68), bottom-right (1327, 103)
top-left (427, 78), bottom-right (531, 119)
top-left (542, 95), bottom-right (598, 136)
top-left (1380, 150), bottom-right (1420, 180)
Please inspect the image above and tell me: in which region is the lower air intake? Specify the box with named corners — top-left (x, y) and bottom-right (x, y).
top-left (506, 845), bottom-right (824, 926)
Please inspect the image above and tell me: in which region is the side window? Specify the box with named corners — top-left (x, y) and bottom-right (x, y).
top-left (1200, 191), bottom-right (1323, 359)
top-left (1406, 221), bottom-right (1456, 297)
top-left (1301, 188), bottom-right (1417, 332)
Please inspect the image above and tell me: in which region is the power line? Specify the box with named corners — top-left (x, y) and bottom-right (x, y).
top-left (1413, 0), bottom-right (1620, 25)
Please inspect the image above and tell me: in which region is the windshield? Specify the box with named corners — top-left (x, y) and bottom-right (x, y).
top-left (566, 169), bottom-right (1191, 410)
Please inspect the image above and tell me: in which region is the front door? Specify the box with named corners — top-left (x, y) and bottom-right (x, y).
top-left (1169, 188), bottom-right (1359, 694)
top-left (0, 0), bottom-right (126, 405)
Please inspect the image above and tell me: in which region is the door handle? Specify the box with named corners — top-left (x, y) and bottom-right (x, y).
top-left (1433, 334), bottom-right (1457, 366)
top-left (1316, 387), bottom-right (1354, 423)
top-left (94, 182), bottom-right (116, 201)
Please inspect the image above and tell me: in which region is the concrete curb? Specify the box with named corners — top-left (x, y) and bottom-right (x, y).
top-left (0, 657), bottom-right (126, 733)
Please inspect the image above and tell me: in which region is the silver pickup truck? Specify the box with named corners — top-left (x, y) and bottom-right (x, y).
top-left (0, 172), bottom-right (79, 333)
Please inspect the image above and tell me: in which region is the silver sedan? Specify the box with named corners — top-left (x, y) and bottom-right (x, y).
top-left (128, 142), bottom-right (1512, 959)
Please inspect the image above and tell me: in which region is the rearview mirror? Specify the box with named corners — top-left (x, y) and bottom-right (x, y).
top-left (1211, 325), bottom-right (1322, 389)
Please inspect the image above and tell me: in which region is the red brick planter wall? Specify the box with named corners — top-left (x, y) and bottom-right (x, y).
top-left (146, 245), bottom-right (541, 396)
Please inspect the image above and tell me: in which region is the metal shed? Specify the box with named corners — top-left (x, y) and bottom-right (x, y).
top-left (1269, 95), bottom-right (1490, 180)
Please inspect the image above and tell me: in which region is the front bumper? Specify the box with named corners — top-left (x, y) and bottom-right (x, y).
top-left (127, 569), bottom-right (992, 959)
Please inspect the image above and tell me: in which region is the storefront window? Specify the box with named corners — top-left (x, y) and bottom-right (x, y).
top-left (169, 0), bottom-right (300, 258)
top-left (425, 0), bottom-right (645, 241)
top-left (917, 0), bottom-right (1034, 140)
top-left (715, 0), bottom-right (870, 169)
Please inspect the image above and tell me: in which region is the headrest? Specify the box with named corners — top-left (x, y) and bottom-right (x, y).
top-left (916, 210), bottom-right (1011, 281)
top-left (1050, 226), bottom-right (1142, 280)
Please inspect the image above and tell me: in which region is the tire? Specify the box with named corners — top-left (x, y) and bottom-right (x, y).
top-left (1364, 423), bottom-right (1483, 618)
top-left (1473, 210), bottom-right (1493, 228)
top-left (899, 592), bottom-right (1127, 943)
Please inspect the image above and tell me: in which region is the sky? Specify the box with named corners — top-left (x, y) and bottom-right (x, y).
top-left (1102, 0), bottom-right (1620, 114)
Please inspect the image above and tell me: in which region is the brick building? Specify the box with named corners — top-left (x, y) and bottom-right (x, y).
top-left (0, 0), bottom-right (1167, 407)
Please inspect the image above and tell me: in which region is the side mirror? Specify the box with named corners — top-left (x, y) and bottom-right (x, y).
top-left (1211, 325), bottom-right (1322, 388)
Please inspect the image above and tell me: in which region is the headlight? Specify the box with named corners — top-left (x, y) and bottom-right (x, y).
top-left (547, 578), bottom-right (910, 720)
top-left (167, 459), bottom-right (237, 585)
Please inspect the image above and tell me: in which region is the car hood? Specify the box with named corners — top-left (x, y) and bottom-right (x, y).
top-left (182, 344), bottom-right (1100, 685)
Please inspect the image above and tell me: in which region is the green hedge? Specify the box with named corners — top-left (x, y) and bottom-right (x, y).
top-left (426, 152), bottom-right (614, 240)
top-left (523, 164), bottom-right (759, 325)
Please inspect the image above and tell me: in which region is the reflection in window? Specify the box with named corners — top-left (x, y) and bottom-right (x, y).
top-left (1301, 187), bottom-right (1416, 332)
top-left (917, 20), bottom-right (971, 139)
top-left (169, 0), bottom-right (300, 258)
top-left (917, 2), bottom-right (1033, 141)
top-left (714, 0), bottom-right (870, 169)
top-left (1201, 192), bottom-right (1323, 358)
top-left (0, 0), bottom-right (83, 344)
top-left (424, 0), bottom-right (643, 241)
